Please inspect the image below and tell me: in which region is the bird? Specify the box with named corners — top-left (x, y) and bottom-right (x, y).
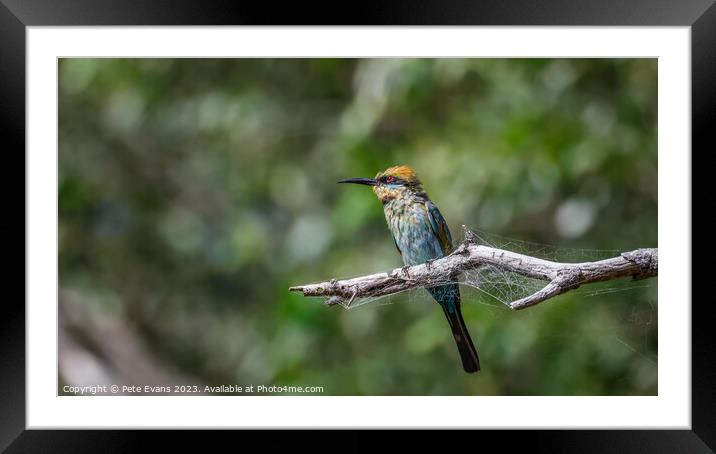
top-left (338, 165), bottom-right (480, 373)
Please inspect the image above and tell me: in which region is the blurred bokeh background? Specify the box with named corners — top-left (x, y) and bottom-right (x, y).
top-left (59, 58), bottom-right (657, 395)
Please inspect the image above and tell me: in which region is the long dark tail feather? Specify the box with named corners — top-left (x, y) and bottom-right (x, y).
top-left (430, 285), bottom-right (480, 373)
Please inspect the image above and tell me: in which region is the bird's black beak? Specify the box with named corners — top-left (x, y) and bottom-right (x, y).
top-left (337, 177), bottom-right (377, 186)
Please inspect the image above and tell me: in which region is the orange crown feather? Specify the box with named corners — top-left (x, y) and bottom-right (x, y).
top-left (376, 165), bottom-right (421, 184)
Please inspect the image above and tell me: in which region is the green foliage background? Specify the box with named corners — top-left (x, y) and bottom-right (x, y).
top-left (59, 58), bottom-right (657, 395)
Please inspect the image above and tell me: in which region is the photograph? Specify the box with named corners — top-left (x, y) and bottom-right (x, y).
top-left (58, 57), bottom-right (658, 396)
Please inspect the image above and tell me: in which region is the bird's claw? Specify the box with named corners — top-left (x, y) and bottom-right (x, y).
top-left (400, 265), bottom-right (411, 278)
top-left (425, 259), bottom-right (435, 271)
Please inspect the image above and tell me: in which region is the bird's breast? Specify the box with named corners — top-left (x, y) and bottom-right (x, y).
top-left (383, 199), bottom-right (444, 266)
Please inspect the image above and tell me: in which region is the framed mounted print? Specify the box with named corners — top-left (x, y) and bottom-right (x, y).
top-left (4, 0), bottom-right (712, 450)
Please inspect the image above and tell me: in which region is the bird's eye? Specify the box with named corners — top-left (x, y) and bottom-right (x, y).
top-left (385, 176), bottom-right (395, 183)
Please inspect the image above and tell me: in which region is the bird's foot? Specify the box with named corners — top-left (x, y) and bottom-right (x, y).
top-left (425, 259), bottom-right (435, 271)
top-left (400, 265), bottom-right (411, 278)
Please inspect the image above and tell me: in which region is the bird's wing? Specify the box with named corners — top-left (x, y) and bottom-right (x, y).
top-left (425, 200), bottom-right (454, 255)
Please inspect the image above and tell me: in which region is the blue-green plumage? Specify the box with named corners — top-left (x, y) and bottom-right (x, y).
top-left (339, 166), bottom-right (480, 373)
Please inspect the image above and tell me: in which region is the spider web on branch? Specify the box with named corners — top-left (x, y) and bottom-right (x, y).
top-left (333, 226), bottom-right (655, 311)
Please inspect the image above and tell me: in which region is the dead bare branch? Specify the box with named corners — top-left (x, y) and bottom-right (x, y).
top-left (289, 226), bottom-right (657, 310)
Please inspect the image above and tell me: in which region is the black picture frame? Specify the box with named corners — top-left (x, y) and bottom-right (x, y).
top-left (3, 0), bottom-right (711, 450)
